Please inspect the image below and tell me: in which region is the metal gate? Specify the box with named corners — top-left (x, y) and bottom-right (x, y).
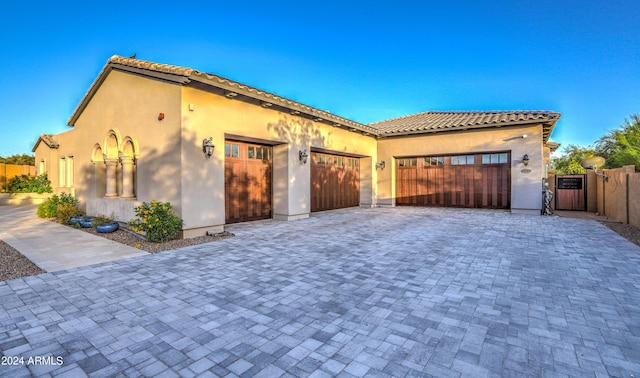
top-left (555, 174), bottom-right (586, 211)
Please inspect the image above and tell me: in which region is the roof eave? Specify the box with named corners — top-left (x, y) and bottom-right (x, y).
top-left (379, 118), bottom-right (559, 139)
top-left (31, 134), bottom-right (59, 152)
top-left (189, 72), bottom-right (379, 136)
top-left (67, 56), bottom-right (192, 127)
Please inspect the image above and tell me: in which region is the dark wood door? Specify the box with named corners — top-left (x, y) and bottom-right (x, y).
top-left (311, 153), bottom-right (360, 212)
top-left (555, 174), bottom-right (586, 211)
top-left (225, 141), bottom-right (272, 223)
top-left (396, 153), bottom-right (510, 209)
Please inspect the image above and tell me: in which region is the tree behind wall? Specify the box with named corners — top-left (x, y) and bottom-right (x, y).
top-left (0, 154), bottom-right (35, 165)
top-left (551, 144), bottom-right (595, 174)
top-left (595, 114), bottom-right (640, 171)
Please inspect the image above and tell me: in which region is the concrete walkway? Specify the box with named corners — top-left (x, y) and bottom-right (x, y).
top-left (0, 205), bottom-right (146, 272)
top-left (1, 207), bottom-right (640, 377)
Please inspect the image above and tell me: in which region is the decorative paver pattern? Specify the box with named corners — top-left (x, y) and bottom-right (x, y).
top-left (1, 207), bottom-right (640, 376)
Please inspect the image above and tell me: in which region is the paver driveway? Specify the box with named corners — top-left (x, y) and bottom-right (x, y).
top-left (1, 207), bottom-right (640, 377)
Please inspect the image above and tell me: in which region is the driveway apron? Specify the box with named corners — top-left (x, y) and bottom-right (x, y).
top-left (1, 207), bottom-right (639, 377)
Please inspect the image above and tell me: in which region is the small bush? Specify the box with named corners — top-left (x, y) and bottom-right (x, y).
top-left (129, 200), bottom-right (184, 243)
top-left (92, 216), bottom-right (114, 227)
top-left (37, 193), bottom-right (78, 218)
top-left (37, 199), bottom-right (57, 218)
top-left (56, 203), bottom-right (81, 224)
top-left (3, 174), bottom-right (53, 193)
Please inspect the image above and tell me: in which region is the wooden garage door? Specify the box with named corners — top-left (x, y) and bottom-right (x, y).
top-left (396, 152), bottom-right (510, 209)
top-left (311, 153), bottom-right (360, 212)
top-left (225, 141), bottom-right (272, 223)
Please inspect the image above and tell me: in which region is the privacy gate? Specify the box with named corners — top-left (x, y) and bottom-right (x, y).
top-left (555, 174), bottom-right (586, 211)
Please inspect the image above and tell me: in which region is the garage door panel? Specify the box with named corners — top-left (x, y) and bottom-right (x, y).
top-left (225, 141), bottom-right (272, 224)
top-left (311, 153), bottom-right (360, 212)
top-left (396, 153), bottom-right (510, 209)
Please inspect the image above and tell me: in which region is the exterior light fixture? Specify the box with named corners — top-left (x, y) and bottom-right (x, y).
top-left (522, 154), bottom-right (529, 166)
top-left (299, 150), bottom-right (309, 164)
top-left (202, 137), bottom-right (215, 158)
top-left (376, 161), bottom-right (386, 170)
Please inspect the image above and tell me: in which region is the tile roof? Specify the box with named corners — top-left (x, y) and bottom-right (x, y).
top-left (546, 141), bottom-right (561, 152)
top-left (67, 55), bottom-right (561, 142)
top-left (31, 134), bottom-right (59, 152)
top-left (69, 55), bottom-right (378, 135)
top-left (370, 111), bottom-right (560, 141)
top-left (108, 55), bottom-right (194, 77)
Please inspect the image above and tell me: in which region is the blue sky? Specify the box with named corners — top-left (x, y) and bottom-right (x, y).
top-left (1, 0), bottom-right (638, 158)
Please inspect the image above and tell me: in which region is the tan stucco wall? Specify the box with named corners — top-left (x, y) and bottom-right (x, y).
top-left (37, 70), bottom-right (183, 220)
top-left (598, 165), bottom-right (639, 228)
top-left (630, 172), bottom-right (640, 230)
top-left (586, 171), bottom-right (598, 212)
top-left (377, 125), bottom-right (546, 213)
top-left (34, 130), bottom-right (76, 197)
top-left (180, 86), bottom-right (378, 234)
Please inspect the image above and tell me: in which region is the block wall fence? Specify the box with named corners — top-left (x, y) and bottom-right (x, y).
top-left (0, 164), bottom-right (36, 191)
top-left (597, 165), bottom-right (640, 230)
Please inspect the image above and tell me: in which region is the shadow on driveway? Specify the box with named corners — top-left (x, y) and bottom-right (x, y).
top-left (1, 207), bottom-right (639, 376)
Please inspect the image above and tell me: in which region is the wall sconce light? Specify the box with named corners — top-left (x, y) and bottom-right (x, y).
top-left (522, 154), bottom-right (530, 166)
top-left (299, 150), bottom-right (309, 164)
top-left (158, 113), bottom-right (165, 121)
top-left (376, 161), bottom-right (386, 170)
top-left (202, 137), bottom-right (215, 158)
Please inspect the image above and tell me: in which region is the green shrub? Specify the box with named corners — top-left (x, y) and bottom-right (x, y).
top-left (3, 174), bottom-right (53, 193)
top-left (92, 216), bottom-right (114, 227)
top-left (129, 200), bottom-right (184, 242)
top-left (37, 193), bottom-right (78, 218)
top-left (37, 199), bottom-right (58, 218)
top-left (56, 203), bottom-right (81, 224)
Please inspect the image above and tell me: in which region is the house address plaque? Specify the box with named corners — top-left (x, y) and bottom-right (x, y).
top-left (557, 177), bottom-right (583, 190)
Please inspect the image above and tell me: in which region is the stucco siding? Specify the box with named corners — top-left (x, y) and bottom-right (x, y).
top-left (63, 70), bottom-right (183, 220)
top-left (377, 124), bottom-right (545, 212)
top-left (180, 86), bottom-right (377, 231)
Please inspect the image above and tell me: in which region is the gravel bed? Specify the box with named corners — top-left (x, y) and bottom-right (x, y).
top-left (601, 221), bottom-right (640, 247)
top-left (0, 239), bottom-right (46, 281)
top-left (78, 226), bottom-right (234, 253)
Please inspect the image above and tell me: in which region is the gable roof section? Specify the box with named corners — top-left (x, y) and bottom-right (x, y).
top-left (67, 55), bottom-right (378, 136)
top-left (370, 111), bottom-right (560, 142)
top-left (546, 141), bottom-right (561, 152)
top-left (66, 55), bottom-right (560, 142)
top-left (67, 56), bottom-right (193, 127)
top-left (31, 134), bottom-right (59, 152)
